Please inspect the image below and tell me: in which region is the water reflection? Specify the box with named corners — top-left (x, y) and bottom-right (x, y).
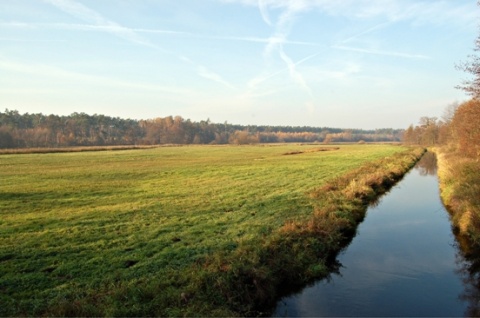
top-left (274, 153), bottom-right (476, 317)
top-left (456, 235), bottom-right (480, 316)
top-left (415, 151), bottom-right (437, 176)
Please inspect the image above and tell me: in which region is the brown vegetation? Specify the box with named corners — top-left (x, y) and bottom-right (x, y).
top-left (450, 99), bottom-right (480, 158)
top-left (436, 150), bottom-right (480, 245)
top-left (282, 147), bottom-right (340, 155)
top-left (403, 99), bottom-right (480, 156)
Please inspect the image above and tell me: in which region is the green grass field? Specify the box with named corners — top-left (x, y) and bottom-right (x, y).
top-left (0, 144), bottom-right (416, 316)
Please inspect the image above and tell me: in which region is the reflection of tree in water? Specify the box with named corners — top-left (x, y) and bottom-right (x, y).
top-left (454, 232), bottom-right (480, 316)
top-left (415, 151), bottom-right (437, 176)
top-left (368, 151), bottom-right (437, 208)
top-left (418, 152), bottom-right (480, 315)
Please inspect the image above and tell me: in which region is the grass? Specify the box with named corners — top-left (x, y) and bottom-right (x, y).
top-left (434, 147), bottom-right (480, 249)
top-left (0, 144), bottom-right (423, 316)
top-left (0, 145), bottom-right (160, 155)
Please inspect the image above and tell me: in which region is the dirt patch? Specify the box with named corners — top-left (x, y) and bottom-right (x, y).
top-left (283, 147), bottom-right (340, 156)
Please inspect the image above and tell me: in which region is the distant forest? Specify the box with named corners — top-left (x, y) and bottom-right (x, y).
top-left (0, 109), bottom-right (402, 148)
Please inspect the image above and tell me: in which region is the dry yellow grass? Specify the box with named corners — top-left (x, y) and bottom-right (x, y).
top-left (434, 147), bottom-right (480, 244)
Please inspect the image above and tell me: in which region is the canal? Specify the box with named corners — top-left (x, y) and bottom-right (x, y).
top-left (274, 153), bottom-right (479, 317)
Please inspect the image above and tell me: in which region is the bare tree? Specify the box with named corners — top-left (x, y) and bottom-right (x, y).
top-left (441, 102), bottom-right (460, 124)
top-left (456, 1), bottom-right (480, 98)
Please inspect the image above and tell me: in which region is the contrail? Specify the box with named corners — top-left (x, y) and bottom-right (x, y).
top-left (339, 21), bottom-right (392, 44)
top-left (42, 0), bottom-right (162, 50)
top-left (333, 45), bottom-right (429, 60)
top-left (42, 0), bottom-right (236, 89)
top-left (258, 0), bottom-right (272, 26)
top-left (279, 48), bottom-right (313, 95)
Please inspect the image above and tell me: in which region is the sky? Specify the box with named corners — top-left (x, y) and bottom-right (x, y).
top-left (1, 0), bottom-right (479, 129)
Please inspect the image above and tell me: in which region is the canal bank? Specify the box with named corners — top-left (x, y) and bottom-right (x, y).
top-left (274, 152), bottom-right (474, 316)
top-left (182, 148), bottom-right (426, 317)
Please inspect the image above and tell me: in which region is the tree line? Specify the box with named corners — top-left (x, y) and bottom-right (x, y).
top-left (403, 100), bottom-right (480, 158)
top-left (0, 109), bottom-right (402, 148)
top-left (402, 87), bottom-right (480, 159)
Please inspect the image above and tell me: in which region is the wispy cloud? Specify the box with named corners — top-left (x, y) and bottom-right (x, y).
top-left (258, 0), bottom-right (272, 26)
top-left (332, 45), bottom-right (429, 60)
top-left (263, 1), bottom-right (308, 57)
top-left (338, 22), bottom-right (392, 45)
top-left (279, 48), bottom-right (313, 94)
top-left (255, 1), bottom-right (312, 77)
top-left (0, 22), bottom-right (37, 29)
top-left (42, 0), bottom-right (161, 50)
top-left (243, 0), bottom-right (436, 95)
top-left (0, 37), bottom-right (65, 43)
top-left (1, 21), bottom-right (187, 37)
top-left (311, 62), bottom-right (362, 81)
top-left (247, 51), bottom-right (321, 90)
top-left (39, 0), bottom-right (237, 89)
top-left (0, 56), bottom-right (191, 95)
top-left (221, 0), bottom-right (478, 27)
top-left (43, 0), bottom-right (107, 23)
top-left (197, 65), bottom-right (236, 90)
top-left (246, 0), bottom-right (316, 113)
top-left (200, 34), bottom-right (320, 47)
top-left (2, 21), bottom-right (322, 47)
top-left (279, 47), bottom-right (317, 113)
top-left (178, 55), bottom-right (235, 90)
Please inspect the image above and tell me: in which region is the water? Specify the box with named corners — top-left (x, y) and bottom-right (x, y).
top-left (274, 153), bottom-right (476, 317)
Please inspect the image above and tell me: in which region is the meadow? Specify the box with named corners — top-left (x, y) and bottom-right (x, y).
top-left (0, 144), bottom-right (422, 316)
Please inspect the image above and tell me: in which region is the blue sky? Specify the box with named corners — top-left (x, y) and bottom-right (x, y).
top-left (1, 0), bottom-right (478, 129)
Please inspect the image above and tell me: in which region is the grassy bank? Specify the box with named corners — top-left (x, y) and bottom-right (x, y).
top-left (192, 147), bottom-right (424, 316)
top-left (0, 144), bottom-right (423, 316)
top-left (434, 148), bottom-right (480, 248)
